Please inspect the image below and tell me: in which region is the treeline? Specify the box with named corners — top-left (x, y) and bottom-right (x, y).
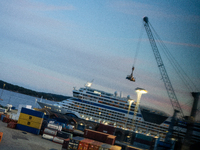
top-left (0, 80), bottom-right (71, 101)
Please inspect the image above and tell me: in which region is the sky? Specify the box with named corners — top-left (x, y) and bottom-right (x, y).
top-left (1, 0), bottom-right (200, 120)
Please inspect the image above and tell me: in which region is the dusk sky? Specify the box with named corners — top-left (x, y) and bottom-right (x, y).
top-left (1, 0), bottom-right (200, 120)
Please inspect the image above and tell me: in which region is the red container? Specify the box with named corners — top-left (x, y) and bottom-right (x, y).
top-left (62, 138), bottom-right (70, 149)
top-left (105, 135), bottom-right (116, 145)
top-left (84, 129), bottom-right (109, 143)
top-left (78, 139), bottom-right (94, 150)
top-left (7, 122), bottom-right (17, 129)
top-left (88, 141), bottom-right (103, 150)
top-left (97, 124), bottom-right (116, 135)
top-left (3, 117), bottom-right (11, 123)
top-left (0, 132), bottom-right (3, 143)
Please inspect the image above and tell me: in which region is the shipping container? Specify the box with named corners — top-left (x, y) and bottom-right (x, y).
top-left (21, 107), bottom-right (44, 118)
top-left (19, 113), bottom-right (43, 124)
top-left (88, 141), bottom-right (103, 150)
top-left (62, 138), bottom-right (70, 149)
top-left (18, 118), bottom-right (42, 129)
top-left (1, 114), bottom-right (5, 121)
top-left (16, 124), bottom-right (40, 135)
top-left (134, 138), bottom-right (152, 145)
top-left (42, 134), bottom-right (54, 141)
top-left (78, 139), bottom-right (94, 150)
top-left (77, 124), bottom-right (86, 131)
top-left (47, 123), bottom-right (62, 131)
top-left (0, 132), bottom-right (3, 143)
top-left (65, 124), bottom-right (74, 130)
top-left (133, 142), bottom-right (150, 150)
top-left (68, 137), bottom-right (85, 150)
top-left (3, 117), bottom-right (11, 123)
top-left (135, 133), bottom-right (152, 142)
top-left (84, 129), bottom-right (109, 143)
top-left (157, 141), bottom-right (171, 148)
top-left (99, 143), bottom-right (112, 150)
top-left (53, 136), bottom-right (65, 144)
top-left (43, 128), bottom-right (57, 136)
top-left (110, 145), bottom-right (121, 150)
top-left (105, 135), bottom-right (116, 145)
top-left (126, 146), bottom-right (143, 150)
top-left (7, 122), bottom-right (17, 129)
top-left (57, 130), bottom-right (73, 139)
top-left (97, 124), bottom-right (116, 135)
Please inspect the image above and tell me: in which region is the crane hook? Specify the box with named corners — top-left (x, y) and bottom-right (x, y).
top-left (126, 66), bottom-right (136, 82)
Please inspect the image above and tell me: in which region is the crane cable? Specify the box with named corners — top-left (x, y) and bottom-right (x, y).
top-left (132, 22), bottom-right (144, 67)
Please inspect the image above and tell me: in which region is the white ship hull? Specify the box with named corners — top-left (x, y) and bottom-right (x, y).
top-left (37, 82), bottom-right (200, 143)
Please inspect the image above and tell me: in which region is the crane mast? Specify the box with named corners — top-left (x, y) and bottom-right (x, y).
top-left (143, 17), bottom-right (184, 119)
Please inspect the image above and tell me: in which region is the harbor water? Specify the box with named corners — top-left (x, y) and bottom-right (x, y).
top-left (0, 89), bottom-right (56, 109)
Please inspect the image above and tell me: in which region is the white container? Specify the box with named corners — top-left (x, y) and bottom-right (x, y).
top-left (47, 123), bottom-right (62, 131)
top-left (10, 114), bottom-right (19, 120)
top-left (53, 136), bottom-right (64, 144)
top-left (43, 128), bottom-right (57, 136)
top-left (17, 104), bottom-right (32, 115)
top-left (42, 134), bottom-right (54, 141)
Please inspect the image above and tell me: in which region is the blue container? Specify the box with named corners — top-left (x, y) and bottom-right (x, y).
top-left (77, 124), bottom-right (85, 131)
top-left (21, 107), bottom-right (44, 118)
top-left (62, 123), bottom-right (66, 128)
top-left (11, 106), bottom-right (16, 110)
top-left (1, 115), bottom-right (5, 121)
top-left (16, 124), bottom-right (40, 135)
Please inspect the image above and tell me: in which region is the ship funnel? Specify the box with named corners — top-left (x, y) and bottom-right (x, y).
top-left (114, 91), bottom-right (118, 97)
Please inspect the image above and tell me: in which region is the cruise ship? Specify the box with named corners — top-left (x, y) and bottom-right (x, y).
top-left (37, 82), bottom-right (200, 142)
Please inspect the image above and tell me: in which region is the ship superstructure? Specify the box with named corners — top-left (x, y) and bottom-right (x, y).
top-left (38, 82), bottom-right (200, 143)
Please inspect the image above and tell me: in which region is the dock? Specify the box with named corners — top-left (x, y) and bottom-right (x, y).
top-left (0, 120), bottom-right (62, 150)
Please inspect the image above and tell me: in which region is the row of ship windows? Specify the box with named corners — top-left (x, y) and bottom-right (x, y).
top-left (85, 94), bottom-right (133, 107)
top-left (73, 102), bottom-right (125, 116)
top-left (68, 108), bottom-right (126, 124)
top-left (98, 100), bottom-right (135, 111)
top-left (68, 105), bottom-right (125, 118)
top-left (125, 119), bottom-right (169, 132)
top-left (75, 92), bottom-right (135, 109)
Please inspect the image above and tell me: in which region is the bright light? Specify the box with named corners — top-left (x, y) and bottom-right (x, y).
top-left (135, 87), bottom-right (148, 94)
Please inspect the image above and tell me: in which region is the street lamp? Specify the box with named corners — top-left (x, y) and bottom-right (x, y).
top-left (125, 99), bottom-right (134, 128)
top-left (132, 87), bottom-right (147, 131)
top-left (99, 112), bottom-right (101, 122)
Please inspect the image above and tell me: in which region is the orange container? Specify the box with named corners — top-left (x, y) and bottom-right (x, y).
top-left (0, 132), bottom-right (3, 143)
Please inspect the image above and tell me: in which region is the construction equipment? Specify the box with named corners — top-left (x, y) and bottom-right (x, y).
top-left (126, 17), bottom-right (186, 145)
top-left (126, 66), bottom-right (136, 82)
top-left (143, 16), bottom-right (184, 142)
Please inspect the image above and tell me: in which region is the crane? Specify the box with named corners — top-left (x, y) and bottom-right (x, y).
top-left (143, 16), bottom-right (184, 142)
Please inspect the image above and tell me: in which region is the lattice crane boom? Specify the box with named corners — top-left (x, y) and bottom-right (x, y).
top-left (143, 17), bottom-right (184, 119)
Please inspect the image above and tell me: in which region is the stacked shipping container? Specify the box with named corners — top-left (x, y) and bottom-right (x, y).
top-left (16, 107), bottom-right (44, 135)
top-left (97, 124), bottom-right (116, 135)
top-left (84, 129), bottom-right (116, 145)
top-left (133, 133), bottom-right (156, 149)
top-left (42, 122), bottom-right (73, 145)
top-left (62, 136), bottom-right (121, 150)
